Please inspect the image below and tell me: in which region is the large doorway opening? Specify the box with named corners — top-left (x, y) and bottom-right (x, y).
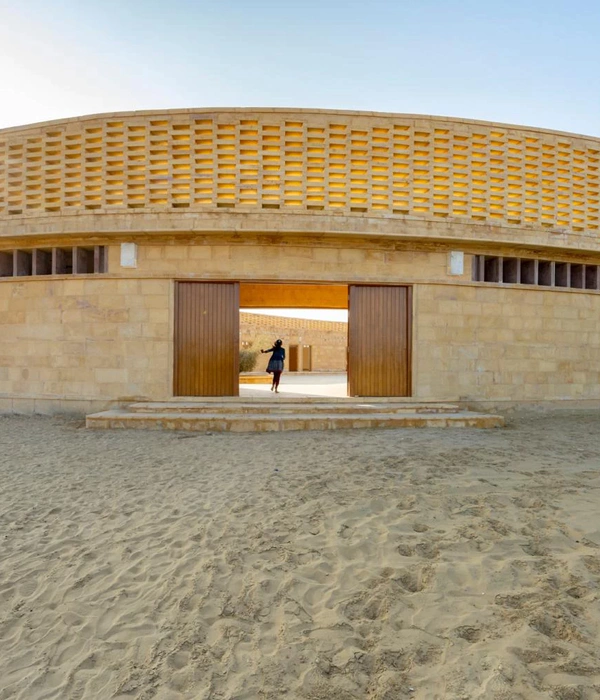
top-left (173, 281), bottom-right (412, 398)
top-left (239, 283), bottom-right (348, 398)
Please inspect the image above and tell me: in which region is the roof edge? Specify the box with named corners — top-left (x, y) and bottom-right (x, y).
top-left (1, 107), bottom-right (599, 143)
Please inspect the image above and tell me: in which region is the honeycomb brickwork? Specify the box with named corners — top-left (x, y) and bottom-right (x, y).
top-left (0, 109), bottom-right (598, 236)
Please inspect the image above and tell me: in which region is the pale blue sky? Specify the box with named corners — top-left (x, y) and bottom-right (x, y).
top-left (2, 0), bottom-right (600, 136)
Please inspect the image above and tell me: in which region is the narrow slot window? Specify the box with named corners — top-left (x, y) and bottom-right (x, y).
top-left (520, 259), bottom-right (537, 285)
top-left (502, 258), bottom-right (520, 283)
top-left (0, 251), bottom-right (13, 277)
top-left (74, 247), bottom-right (94, 274)
top-left (484, 256), bottom-right (500, 282)
top-left (585, 265), bottom-right (599, 290)
top-left (33, 249), bottom-right (52, 275)
top-left (15, 250), bottom-right (33, 276)
top-left (570, 264), bottom-right (584, 289)
top-left (94, 245), bottom-right (107, 273)
top-left (555, 262), bottom-right (569, 287)
top-left (53, 248), bottom-right (73, 274)
top-left (538, 260), bottom-right (553, 286)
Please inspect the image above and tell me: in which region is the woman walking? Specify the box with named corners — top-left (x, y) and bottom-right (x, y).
top-left (261, 339), bottom-right (285, 393)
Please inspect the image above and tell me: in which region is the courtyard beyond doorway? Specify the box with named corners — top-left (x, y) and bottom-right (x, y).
top-left (240, 372), bottom-right (347, 398)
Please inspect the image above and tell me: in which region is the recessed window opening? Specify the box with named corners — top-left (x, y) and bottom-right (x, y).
top-left (484, 256), bottom-right (500, 282)
top-left (94, 246), bottom-right (107, 273)
top-left (33, 249), bottom-right (52, 275)
top-left (0, 246), bottom-right (108, 278)
top-left (502, 258), bottom-right (519, 283)
top-left (585, 266), bottom-right (599, 290)
top-left (75, 247), bottom-right (94, 274)
top-left (473, 254), bottom-right (600, 292)
top-left (0, 251), bottom-right (12, 277)
top-left (555, 262), bottom-right (569, 287)
top-left (520, 259), bottom-right (537, 285)
top-left (570, 264), bottom-right (584, 289)
top-left (15, 250), bottom-right (33, 276)
top-left (53, 248), bottom-right (73, 274)
top-left (538, 261), bottom-right (553, 286)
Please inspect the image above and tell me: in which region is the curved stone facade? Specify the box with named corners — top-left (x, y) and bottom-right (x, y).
top-left (1, 109), bottom-right (599, 251)
top-left (1, 109), bottom-right (600, 412)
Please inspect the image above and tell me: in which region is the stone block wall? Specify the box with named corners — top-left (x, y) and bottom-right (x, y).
top-left (0, 277), bottom-right (172, 413)
top-left (415, 284), bottom-right (600, 402)
top-left (2, 237), bottom-right (600, 412)
top-left (127, 242), bottom-right (462, 284)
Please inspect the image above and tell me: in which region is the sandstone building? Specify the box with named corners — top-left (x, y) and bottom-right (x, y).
top-left (1, 108), bottom-right (599, 413)
top-left (240, 312), bottom-right (347, 373)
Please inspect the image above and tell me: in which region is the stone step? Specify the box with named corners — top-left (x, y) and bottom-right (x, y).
top-left (128, 401), bottom-right (461, 415)
top-left (86, 409), bottom-right (504, 432)
top-left (169, 396), bottom-right (455, 404)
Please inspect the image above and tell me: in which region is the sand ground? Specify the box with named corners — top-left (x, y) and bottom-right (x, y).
top-left (1, 413), bottom-right (600, 700)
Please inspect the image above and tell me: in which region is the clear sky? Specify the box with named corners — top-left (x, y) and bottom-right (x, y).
top-left (3, 1), bottom-right (599, 320)
top-left (2, 0), bottom-right (600, 137)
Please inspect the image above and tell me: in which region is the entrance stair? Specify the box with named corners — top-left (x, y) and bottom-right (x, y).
top-left (86, 398), bottom-right (503, 432)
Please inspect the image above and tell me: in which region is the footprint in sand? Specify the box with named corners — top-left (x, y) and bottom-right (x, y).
top-left (415, 541), bottom-right (440, 559)
top-left (397, 543), bottom-right (414, 557)
top-left (167, 649), bottom-right (190, 671)
top-left (397, 566), bottom-right (433, 593)
top-left (511, 644), bottom-right (569, 664)
top-left (582, 556), bottom-right (600, 575)
top-left (396, 496), bottom-right (417, 510)
top-left (529, 611), bottom-right (581, 642)
top-left (454, 625), bottom-right (482, 643)
top-left (344, 593), bottom-right (387, 621)
top-left (495, 592), bottom-right (542, 610)
top-left (412, 643), bottom-right (443, 665)
top-left (521, 540), bottom-right (550, 557)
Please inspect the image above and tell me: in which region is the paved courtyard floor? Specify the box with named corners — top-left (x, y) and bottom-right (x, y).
top-left (240, 371), bottom-right (348, 398)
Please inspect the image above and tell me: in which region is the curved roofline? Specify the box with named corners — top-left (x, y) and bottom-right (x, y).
top-left (1, 107), bottom-right (599, 143)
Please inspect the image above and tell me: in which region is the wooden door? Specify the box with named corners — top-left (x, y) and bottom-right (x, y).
top-left (302, 345), bottom-right (312, 372)
top-left (348, 285), bottom-right (411, 397)
top-left (174, 282), bottom-right (239, 396)
top-left (288, 345), bottom-right (299, 372)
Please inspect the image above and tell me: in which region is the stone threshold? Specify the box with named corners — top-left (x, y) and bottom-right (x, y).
top-left (87, 400), bottom-right (504, 432)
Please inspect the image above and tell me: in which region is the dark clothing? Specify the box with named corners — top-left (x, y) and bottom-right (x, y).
top-left (264, 346), bottom-right (285, 362)
top-left (264, 345), bottom-right (285, 373)
top-left (267, 358), bottom-right (284, 373)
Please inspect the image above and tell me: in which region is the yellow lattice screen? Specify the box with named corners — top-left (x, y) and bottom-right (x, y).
top-left (0, 110), bottom-right (598, 233)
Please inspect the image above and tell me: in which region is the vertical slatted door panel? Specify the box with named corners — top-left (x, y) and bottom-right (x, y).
top-left (348, 285), bottom-right (411, 397)
top-left (174, 282), bottom-right (239, 396)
